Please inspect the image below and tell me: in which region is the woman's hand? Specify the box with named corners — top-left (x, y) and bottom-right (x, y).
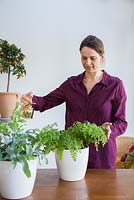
top-left (20, 91), bottom-right (33, 108)
top-left (102, 122), bottom-right (112, 139)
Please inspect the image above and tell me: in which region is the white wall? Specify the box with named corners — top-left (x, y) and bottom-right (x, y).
top-left (0, 0), bottom-right (134, 168)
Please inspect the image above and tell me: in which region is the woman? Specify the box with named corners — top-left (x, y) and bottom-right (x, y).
top-left (21, 35), bottom-right (127, 168)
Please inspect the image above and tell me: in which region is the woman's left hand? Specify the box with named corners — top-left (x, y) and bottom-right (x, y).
top-left (102, 122), bottom-right (112, 139)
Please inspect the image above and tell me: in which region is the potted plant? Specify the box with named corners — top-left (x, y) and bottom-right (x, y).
top-left (0, 102), bottom-right (47, 199)
top-left (39, 121), bottom-right (108, 181)
top-left (0, 38), bottom-right (26, 118)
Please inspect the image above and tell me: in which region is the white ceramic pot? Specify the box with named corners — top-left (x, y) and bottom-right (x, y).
top-left (0, 159), bottom-right (37, 199)
top-left (55, 147), bottom-right (89, 181)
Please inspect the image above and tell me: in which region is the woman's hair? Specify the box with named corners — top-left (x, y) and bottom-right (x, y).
top-left (79, 35), bottom-right (104, 56)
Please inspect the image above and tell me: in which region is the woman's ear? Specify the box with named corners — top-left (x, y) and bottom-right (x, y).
top-left (100, 54), bottom-right (105, 69)
top-left (101, 54), bottom-right (105, 62)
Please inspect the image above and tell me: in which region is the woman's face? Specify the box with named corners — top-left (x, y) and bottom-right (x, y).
top-left (80, 47), bottom-right (104, 73)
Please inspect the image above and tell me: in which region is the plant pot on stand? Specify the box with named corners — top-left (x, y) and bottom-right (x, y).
top-left (0, 92), bottom-right (20, 118)
top-left (0, 38), bottom-right (26, 119)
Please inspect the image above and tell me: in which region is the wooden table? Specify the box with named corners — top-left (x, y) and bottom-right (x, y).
top-left (1, 169), bottom-right (134, 200)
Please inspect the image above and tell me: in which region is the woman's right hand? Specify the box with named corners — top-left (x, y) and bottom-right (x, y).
top-left (20, 92), bottom-right (33, 108)
top-left (102, 122), bottom-right (112, 140)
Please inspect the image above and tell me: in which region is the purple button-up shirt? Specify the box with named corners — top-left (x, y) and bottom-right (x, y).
top-left (33, 71), bottom-right (127, 169)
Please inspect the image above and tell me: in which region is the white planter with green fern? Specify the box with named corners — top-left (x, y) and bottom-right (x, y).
top-left (40, 121), bottom-right (108, 182)
top-left (0, 159), bottom-right (37, 199)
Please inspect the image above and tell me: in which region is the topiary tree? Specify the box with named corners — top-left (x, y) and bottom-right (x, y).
top-left (0, 39), bottom-right (26, 92)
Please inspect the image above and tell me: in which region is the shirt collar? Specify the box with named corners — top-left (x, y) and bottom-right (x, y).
top-left (76, 72), bottom-right (85, 84)
top-left (76, 70), bottom-right (109, 86)
top-left (100, 70), bottom-right (109, 86)
top-left (101, 70), bottom-right (110, 86)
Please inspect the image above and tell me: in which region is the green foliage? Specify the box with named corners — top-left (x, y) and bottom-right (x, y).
top-left (0, 103), bottom-right (108, 176)
top-left (68, 121), bottom-right (108, 151)
top-left (39, 121), bottom-right (108, 161)
top-left (0, 102), bottom-right (46, 178)
top-left (37, 123), bottom-right (60, 155)
top-left (39, 127), bottom-right (83, 161)
top-left (0, 39), bottom-right (26, 92)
